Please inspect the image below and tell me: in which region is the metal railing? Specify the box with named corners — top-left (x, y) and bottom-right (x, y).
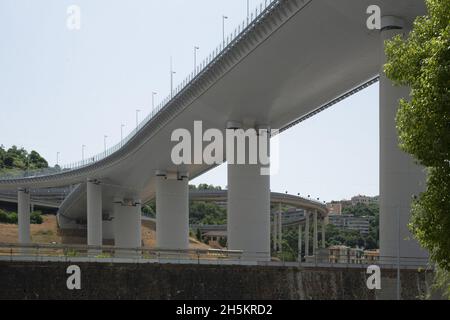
top-left (0, 243), bottom-right (244, 264)
top-left (0, 243), bottom-right (433, 270)
top-left (0, 0), bottom-right (282, 181)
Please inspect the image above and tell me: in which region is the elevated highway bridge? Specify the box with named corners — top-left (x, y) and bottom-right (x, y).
top-left (0, 0), bottom-right (427, 262)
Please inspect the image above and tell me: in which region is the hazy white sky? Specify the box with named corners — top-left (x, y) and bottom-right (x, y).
top-left (0, 0), bottom-right (379, 202)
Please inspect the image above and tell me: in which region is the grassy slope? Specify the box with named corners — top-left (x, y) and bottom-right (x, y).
top-left (0, 215), bottom-right (210, 249)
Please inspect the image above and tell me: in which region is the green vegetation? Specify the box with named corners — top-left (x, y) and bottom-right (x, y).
top-left (0, 145), bottom-right (48, 172)
top-left (0, 208), bottom-right (43, 224)
top-left (142, 184), bottom-right (226, 225)
top-left (384, 0), bottom-right (449, 296)
top-left (276, 203), bottom-right (379, 262)
top-left (189, 201), bottom-right (226, 225)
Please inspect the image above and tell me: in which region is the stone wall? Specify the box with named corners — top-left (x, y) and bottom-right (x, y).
top-left (0, 261), bottom-right (434, 300)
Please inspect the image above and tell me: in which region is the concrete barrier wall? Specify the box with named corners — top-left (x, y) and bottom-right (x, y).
top-left (0, 261), bottom-right (434, 300)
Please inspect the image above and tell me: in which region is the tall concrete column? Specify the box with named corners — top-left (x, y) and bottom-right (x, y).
top-left (298, 225), bottom-right (302, 262)
top-left (278, 204), bottom-right (282, 254)
top-left (155, 172), bottom-right (189, 250)
top-left (304, 211), bottom-right (310, 256)
top-left (272, 212), bottom-right (278, 252)
top-left (313, 210), bottom-right (318, 255)
top-left (18, 188), bottom-right (31, 244)
top-left (321, 218), bottom-right (326, 249)
top-left (227, 124), bottom-right (271, 261)
top-left (380, 16), bottom-right (427, 263)
top-left (113, 198), bottom-right (142, 257)
top-left (87, 179), bottom-right (102, 250)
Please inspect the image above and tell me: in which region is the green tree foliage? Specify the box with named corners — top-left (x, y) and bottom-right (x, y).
top-left (0, 145), bottom-right (48, 171)
top-left (189, 183), bottom-right (222, 191)
top-left (384, 0), bottom-right (450, 272)
top-left (189, 201), bottom-right (226, 225)
top-left (0, 209), bottom-right (43, 225)
top-left (141, 185), bottom-right (226, 225)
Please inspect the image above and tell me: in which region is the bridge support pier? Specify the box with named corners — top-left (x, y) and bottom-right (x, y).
top-left (321, 218), bottom-right (326, 249)
top-left (278, 204), bottom-right (282, 254)
top-left (155, 172), bottom-right (189, 250)
top-left (87, 179), bottom-right (102, 253)
top-left (313, 210), bottom-right (318, 256)
top-left (272, 213), bottom-right (277, 252)
top-left (304, 211), bottom-right (310, 257)
top-left (113, 198), bottom-right (142, 257)
top-left (379, 16), bottom-right (427, 263)
top-left (298, 225), bottom-right (302, 262)
top-left (18, 188), bottom-right (30, 245)
top-left (227, 125), bottom-right (271, 261)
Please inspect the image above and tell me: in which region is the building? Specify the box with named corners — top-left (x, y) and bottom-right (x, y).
top-left (202, 230), bottom-right (227, 247)
top-left (351, 195), bottom-right (379, 206)
top-left (326, 200), bottom-right (352, 215)
top-left (328, 246), bottom-right (364, 264)
top-left (328, 214), bottom-right (371, 235)
top-left (328, 246), bottom-right (380, 264)
top-left (363, 249), bottom-right (380, 264)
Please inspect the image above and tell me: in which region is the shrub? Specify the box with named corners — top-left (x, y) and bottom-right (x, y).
top-left (30, 211), bottom-right (43, 224)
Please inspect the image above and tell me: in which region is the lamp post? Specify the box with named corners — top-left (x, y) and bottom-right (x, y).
top-left (56, 152), bottom-right (60, 166)
top-left (247, 0), bottom-right (250, 21)
top-left (136, 109), bottom-right (141, 129)
top-left (152, 92), bottom-right (157, 112)
top-left (82, 145), bottom-right (86, 161)
top-left (104, 135), bottom-right (108, 153)
top-left (121, 124), bottom-right (125, 146)
top-left (222, 15), bottom-right (228, 46)
top-left (170, 57), bottom-right (176, 98)
top-left (194, 46), bottom-right (200, 72)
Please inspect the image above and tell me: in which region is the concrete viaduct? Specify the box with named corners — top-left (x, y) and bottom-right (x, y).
top-left (0, 0), bottom-right (427, 262)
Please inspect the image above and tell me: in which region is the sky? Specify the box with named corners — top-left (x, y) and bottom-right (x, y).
top-left (0, 0), bottom-right (379, 202)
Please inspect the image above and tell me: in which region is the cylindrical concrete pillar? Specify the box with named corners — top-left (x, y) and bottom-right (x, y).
top-left (313, 210), bottom-right (318, 255)
top-left (379, 16), bottom-right (427, 263)
top-left (227, 127), bottom-right (271, 261)
top-left (18, 188), bottom-right (31, 244)
top-left (321, 218), bottom-right (326, 249)
top-left (113, 199), bottom-right (142, 255)
top-left (278, 205), bottom-right (282, 254)
top-left (272, 212), bottom-right (278, 252)
top-left (155, 174), bottom-right (189, 250)
top-left (87, 179), bottom-right (102, 250)
top-left (304, 211), bottom-right (310, 256)
top-left (298, 224), bottom-right (302, 262)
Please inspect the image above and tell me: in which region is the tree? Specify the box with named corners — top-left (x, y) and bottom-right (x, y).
top-left (384, 0), bottom-right (450, 282)
top-left (28, 151), bottom-right (48, 169)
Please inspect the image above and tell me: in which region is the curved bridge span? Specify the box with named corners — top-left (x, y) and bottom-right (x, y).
top-left (0, 0), bottom-right (427, 262)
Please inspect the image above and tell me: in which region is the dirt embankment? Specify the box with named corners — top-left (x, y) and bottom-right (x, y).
top-left (0, 215), bottom-right (210, 249)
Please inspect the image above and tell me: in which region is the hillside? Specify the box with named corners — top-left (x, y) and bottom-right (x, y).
top-left (0, 215), bottom-right (210, 250)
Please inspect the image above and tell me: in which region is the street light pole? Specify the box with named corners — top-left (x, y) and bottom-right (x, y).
top-left (104, 135), bottom-right (108, 153)
top-left (136, 109), bottom-right (141, 129)
top-left (247, 0), bottom-right (250, 21)
top-left (152, 92), bottom-right (157, 111)
top-left (82, 145), bottom-right (86, 161)
top-left (56, 152), bottom-right (60, 166)
top-left (222, 16), bottom-right (228, 46)
top-left (121, 124), bottom-right (125, 145)
top-left (170, 57), bottom-right (176, 98)
top-left (194, 46), bottom-right (199, 72)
